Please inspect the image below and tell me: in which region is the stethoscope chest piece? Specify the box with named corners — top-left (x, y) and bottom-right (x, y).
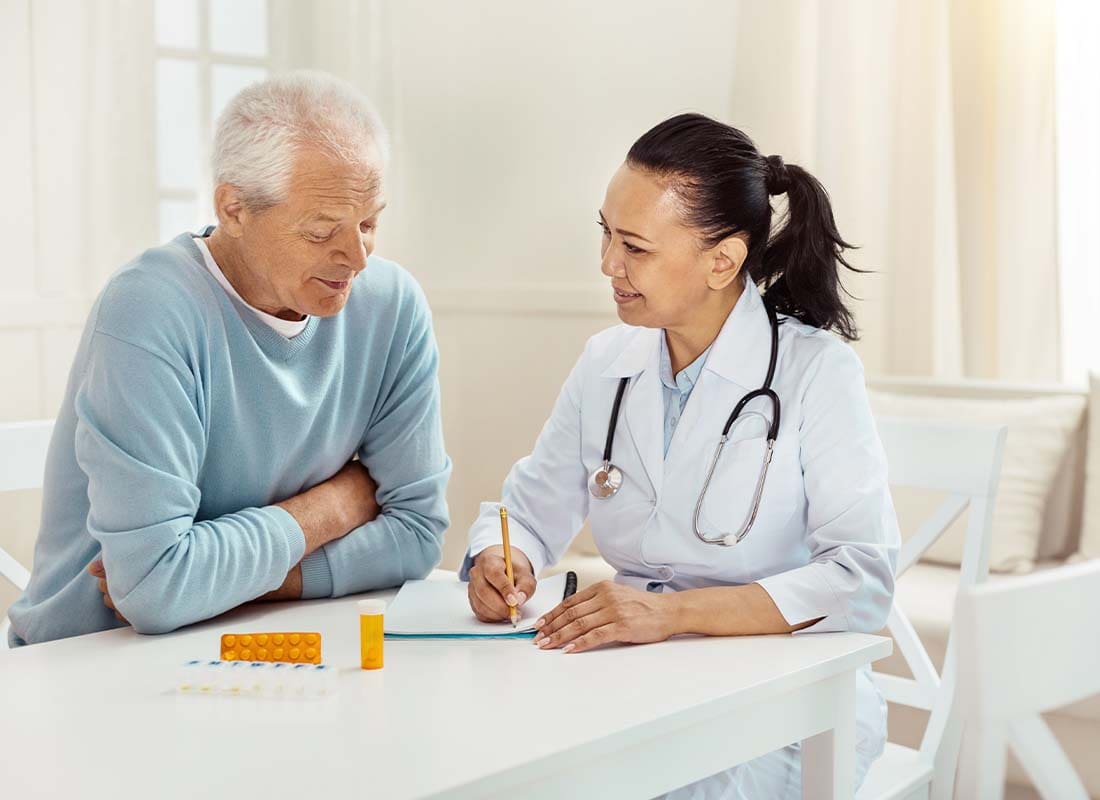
top-left (589, 460), bottom-right (623, 499)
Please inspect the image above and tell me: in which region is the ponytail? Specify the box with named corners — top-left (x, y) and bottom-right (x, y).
top-left (753, 157), bottom-right (862, 340)
top-left (626, 114), bottom-right (863, 340)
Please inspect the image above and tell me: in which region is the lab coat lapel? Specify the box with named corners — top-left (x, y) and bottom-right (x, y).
top-left (666, 281), bottom-right (773, 468)
top-left (622, 348), bottom-right (664, 499)
top-left (600, 327), bottom-right (664, 499)
top-left (704, 278), bottom-right (773, 392)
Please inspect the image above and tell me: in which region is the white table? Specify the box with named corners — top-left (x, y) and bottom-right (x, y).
top-left (0, 573), bottom-right (890, 799)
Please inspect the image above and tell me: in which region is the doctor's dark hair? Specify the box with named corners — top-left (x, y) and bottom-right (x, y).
top-left (626, 113), bottom-right (862, 340)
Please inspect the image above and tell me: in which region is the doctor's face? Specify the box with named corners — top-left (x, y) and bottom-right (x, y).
top-left (598, 163), bottom-right (726, 329)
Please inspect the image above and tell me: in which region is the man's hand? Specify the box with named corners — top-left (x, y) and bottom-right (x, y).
top-left (88, 559), bottom-right (129, 625)
top-left (257, 564), bottom-right (303, 602)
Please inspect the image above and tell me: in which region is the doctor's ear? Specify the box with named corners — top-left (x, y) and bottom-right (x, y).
top-left (706, 233), bottom-right (749, 291)
top-left (213, 184), bottom-right (248, 238)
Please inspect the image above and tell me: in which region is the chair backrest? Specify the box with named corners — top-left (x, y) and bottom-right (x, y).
top-left (954, 560), bottom-right (1100, 799)
top-left (871, 417), bottom-right (1007, 795)
top-left (0, 419), bottom-right (54, 646)
top-left (868, 376), bottom-right (1088, 561)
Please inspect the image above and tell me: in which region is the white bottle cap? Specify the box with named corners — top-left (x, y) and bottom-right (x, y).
top-left (357, 599), bottom-right (387, 615)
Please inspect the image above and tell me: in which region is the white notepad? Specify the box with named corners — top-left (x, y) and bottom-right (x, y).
top-left (384, 573), bottom-right (570, 638)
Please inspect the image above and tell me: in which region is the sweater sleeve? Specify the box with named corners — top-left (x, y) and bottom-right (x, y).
top-left (74, 331), bottom-right (306, 635)
top-left (316, 297), bottom-right (452, 597)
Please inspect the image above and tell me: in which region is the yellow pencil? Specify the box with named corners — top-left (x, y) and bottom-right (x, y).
top-left (499, 506), bottom-right (519, 628)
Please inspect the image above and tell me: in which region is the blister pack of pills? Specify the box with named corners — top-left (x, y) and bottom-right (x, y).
top-left (220, 632), bottom-right (322, 664)
top-left (175, 659), bottom-right (338, 699)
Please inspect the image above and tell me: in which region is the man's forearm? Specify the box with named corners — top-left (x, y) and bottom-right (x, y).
top-left (276, 462), bottom-right (380, 556)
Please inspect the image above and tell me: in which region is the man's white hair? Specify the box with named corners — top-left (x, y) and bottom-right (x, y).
top-left (212, 70), bottom-right (390, 212)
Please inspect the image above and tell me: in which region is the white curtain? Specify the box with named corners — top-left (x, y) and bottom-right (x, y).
top-left (1055, 0), bottom-right (1100, 384)
top-left (729, 0), bottom-right (1060, 382)
top-left (0, 0), bottom-right (156, 319)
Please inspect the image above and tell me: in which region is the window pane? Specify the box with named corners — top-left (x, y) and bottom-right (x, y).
top-left (156, 58), bottom-right (201, 190)
top-left (159, 198), bottom-right (199, 242)
top-left (155, 0), bottom-right (199, 49)
top-left (209, 0), bottom-right (268, 57)
top-left (211, 64), bottom-right (268, 124)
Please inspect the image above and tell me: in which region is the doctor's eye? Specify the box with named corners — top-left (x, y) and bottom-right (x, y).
top-left (597, 220), bottom-right (610, 237)
top-left (623, 242), bottom-right (646, 255)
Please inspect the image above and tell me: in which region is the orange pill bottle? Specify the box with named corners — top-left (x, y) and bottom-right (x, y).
top-left (358, 599), bottom-right (386, 670)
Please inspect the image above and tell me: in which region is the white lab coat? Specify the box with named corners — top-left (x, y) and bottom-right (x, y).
top-left (465, 279), bottom-right (899, 798)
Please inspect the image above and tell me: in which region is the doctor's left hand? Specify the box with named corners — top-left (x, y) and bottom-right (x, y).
top-left (533, 580), bottom-right (677, 654)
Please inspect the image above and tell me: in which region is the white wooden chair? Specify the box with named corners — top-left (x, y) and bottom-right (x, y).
top-left (857, 418), bottom-right (1007, 800)
top-left (954, 559), bottom-right (1100, 800)
top-left (0, 420), bottom-right (54, 648)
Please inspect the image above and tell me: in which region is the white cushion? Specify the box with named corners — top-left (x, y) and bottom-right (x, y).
top-left (870, 391), bottom-right (1086, 573)
top-left (1078, 373), bottom-right (1100, 561)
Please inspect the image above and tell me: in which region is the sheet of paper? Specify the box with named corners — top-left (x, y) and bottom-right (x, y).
top-left (383, 573), bottom-right (569, 638)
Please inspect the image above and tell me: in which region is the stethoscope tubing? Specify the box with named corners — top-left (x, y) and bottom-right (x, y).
top-left (590, 300), bottom-right (782, 547)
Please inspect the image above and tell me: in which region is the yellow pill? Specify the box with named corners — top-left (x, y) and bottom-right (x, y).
top-left (223, 635), bottom-right (236, 648)
top-left (289, 648), bottom-right (300, 660)
top-left (288, 634), bottom-right (301, 645)
top-left (241, 649), bottom-right (252, 660)
top-left (273, 648), bottom-right (284, 660)
top-left (256, 635), bottom-right (268, 646)
top-left (224, 650), bottom-right (236, 661)
top-left (272, 634), bottom-right (284, 645)
top-left (256, 649), bottom-right (267, 659)
top-left (305, 648), bottom-right (317, 660)
top-left (240, 635), bottom-right (252, 646)
top-left (304, 634), bottom-right (318, 646)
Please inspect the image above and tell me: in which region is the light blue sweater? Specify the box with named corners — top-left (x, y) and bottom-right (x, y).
top-left (8, 232), bottom-right (451, 645)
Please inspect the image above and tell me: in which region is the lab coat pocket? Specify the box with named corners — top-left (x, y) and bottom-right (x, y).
top-left (695, 435), bottom-right (800, 539)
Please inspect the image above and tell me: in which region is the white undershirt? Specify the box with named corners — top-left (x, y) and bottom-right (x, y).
top-left (193, 236), bottom-right (309, 339)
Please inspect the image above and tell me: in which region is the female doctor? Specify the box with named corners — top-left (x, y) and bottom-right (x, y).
top-left (462, 113), bottom-right (899, 798)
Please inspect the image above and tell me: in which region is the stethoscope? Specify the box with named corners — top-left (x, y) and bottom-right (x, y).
top-left (588, 300), bottom-right (781, 547)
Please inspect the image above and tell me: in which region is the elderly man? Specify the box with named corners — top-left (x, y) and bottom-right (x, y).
top-left (7, 72), bottom-right (450, 645)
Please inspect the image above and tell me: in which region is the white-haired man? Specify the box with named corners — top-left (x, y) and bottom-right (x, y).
top-left (8, 72), bottom-right (451, 644)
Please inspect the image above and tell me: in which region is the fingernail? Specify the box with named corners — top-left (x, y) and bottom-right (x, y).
top-left (506, 594), bottom-right (517, 606)
top-left (534, 638), bottom-right (548, 647)
top-left (563, 644), bottom-right (576, 653)
top-left (517, 592), bottom-right (528, 605)
top-left (534, 618), bottom-right (545, 628)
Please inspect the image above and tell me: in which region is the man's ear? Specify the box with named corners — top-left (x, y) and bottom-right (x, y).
top-left (706, 232), bottom-right (749, 291)
top-left (213, 184), bottom-right (248, 237)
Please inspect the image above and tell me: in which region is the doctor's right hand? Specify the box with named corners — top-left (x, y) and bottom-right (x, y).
top-left (468, 546), bottom-right (537, 623)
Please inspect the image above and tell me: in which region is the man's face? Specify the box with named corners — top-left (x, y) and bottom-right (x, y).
top-left (234, 145), bottom-right (386, 319)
